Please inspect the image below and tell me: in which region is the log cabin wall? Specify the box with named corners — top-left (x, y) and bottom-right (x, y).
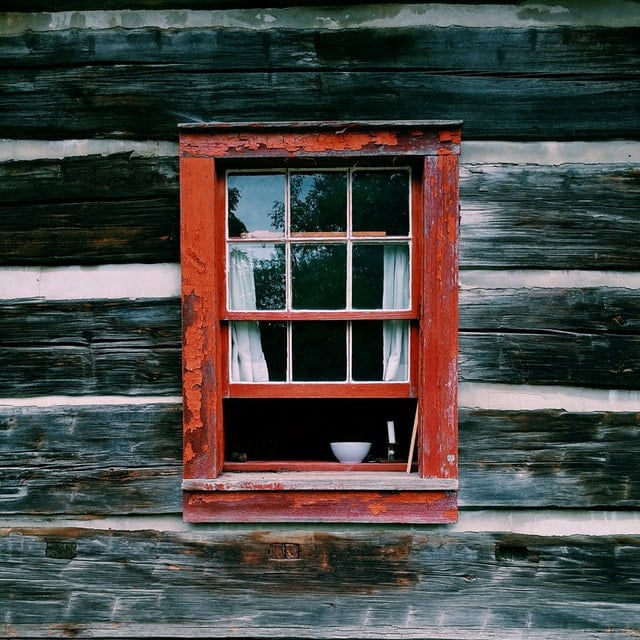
top-left (0, 2), bottom-right (639, 638)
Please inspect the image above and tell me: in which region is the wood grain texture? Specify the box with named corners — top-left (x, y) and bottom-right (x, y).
top-left (459, 287), bottom-right (640, 334)
top-left (1, 404), bottom-right (638, 514)
top-left (0, 68), bottom-right (637, 140)
top-left (459, 332), bottom-right (640, 389)
top-left (1, 0), bottom-right (483, 9)
top-left (0, 153), bottom-right (179, 265)
top-left (2, 158), bottom-right (637, 268)
top-left (0, 199), bottom-right (178, 264)
top-left (1, 25), bottom-right (637, 74)
top-left (1, 288), bottom-right (638, 396)
top-left (0, 527), bottom-right (638, 637)
top-left (460, 163), bottom-right (640, 270)
top-left (0, 403), bottom-right (182, 515)
top-left (459, 408), bottom-right (640, 507)
top-left (0, 153), bottom-right (178, 203)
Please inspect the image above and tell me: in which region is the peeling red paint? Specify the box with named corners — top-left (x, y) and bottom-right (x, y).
top-left (368, 502), bottom-right (388, 516)
top-left (180, 122), bottom-right (461, 159)
top-left (438, 129), bottom-right (462, 144)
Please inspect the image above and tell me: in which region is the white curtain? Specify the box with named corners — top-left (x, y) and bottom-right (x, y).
top-left (229, 249), bottom-right (269, 381)
top-left (382, 245), bottom-right (409, 381)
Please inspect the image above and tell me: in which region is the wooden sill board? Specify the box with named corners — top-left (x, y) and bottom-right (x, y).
top-left (182, 472), bottom-right (458, 492)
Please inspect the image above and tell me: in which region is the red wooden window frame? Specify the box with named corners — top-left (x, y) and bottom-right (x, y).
top-left (179, 121), bottom-right (461, 523)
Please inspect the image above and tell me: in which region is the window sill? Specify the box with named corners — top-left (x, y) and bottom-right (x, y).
top-left (182, 472), bottom-right (458, 492)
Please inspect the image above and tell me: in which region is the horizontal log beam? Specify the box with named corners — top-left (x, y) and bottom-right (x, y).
top-left (1, 158), bottom-right (638, 268)
top-left (2, 26), bottom-right (637, 75)
top-left (0, 527), bottom-right (638, 636)
top-left (0, 153), bottom-right (178, 203)
top-left (459, 332), bottom-right (640, 389)
top-left (1, 68), bottom-right (637, 140)
top-left (0, 291), bottom-right (638, 395)
top-left (1, 331), bottom-right (635, 394)
top-left (1, 404), bottom-right (638, 513)
top-left (459, 163), bottom-right (640, 270)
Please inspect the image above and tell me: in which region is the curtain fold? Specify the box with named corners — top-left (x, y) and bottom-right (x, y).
top-left (382, 245), bottom-right (409, 381)
top-left (229, 248), bottom-right (269, 382)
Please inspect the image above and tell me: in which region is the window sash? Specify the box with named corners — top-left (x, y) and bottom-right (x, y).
top-left (225, 167), bottom-right (414, 315)
top-left (228, 319), bottom-right (411, 384)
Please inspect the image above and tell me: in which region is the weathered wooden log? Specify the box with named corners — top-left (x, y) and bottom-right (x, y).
top-left (0, 198), bottom-right (179, 264)
top-left (459, 163), bottom-right (640, 270)
top-left (0, 153), bottom-right (179, 264)
top-left (0, 299), bottom-right (182, 394)
top-left (0, 344), bottom-right (181, 396)
top-left (1, 404), bottom-right (638, 513)
top-left (459, 332), bottom-right (640, 389)
top-left (0, 526), bottom-right (638, 637)
top-left (459, 408), bottom-right (640, 507)
top-left (0, 153), bottom-right (178, 203)
top-left (0, 68), bottom-right (637, 140)
top-left (1, 25), bottom-right (637, 75)
top-left (1, 157), bottom-right (638, 267)
top-left (460, 287), bottom-right (640, 333)
top-left (2, 288), bottom-right (634, 337)
top-left (0, 291), bottom-right (637, 395)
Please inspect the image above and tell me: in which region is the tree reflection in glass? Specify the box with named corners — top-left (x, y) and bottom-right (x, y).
top-left (352, 170), bottom-right (409, 236)
top-left (290, 171), bottom-right (347, 233)
top-left (227, 173), bottom-right (285, 237)
top-left (292, 244), bottom-right (346, 310)
top-left (292, 321), bottom-right (346, 381)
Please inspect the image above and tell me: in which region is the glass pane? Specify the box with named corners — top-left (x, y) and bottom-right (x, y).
top-left (292, 244), bottom-right (346, 309)
top-left (258, 321), bottom-right (286, 381)
top-left (353, 243), bottom-right (410, 310)
top-left (228, 244), bottom-right (285, 311)
top-left (292, 322), bottom-right (346, 381)
top-left (352, 321), bottom-right (384, 381)
top-left (352, 170), bottom-right (409, 236)
top-left (227, 173), bottom-right (285, 237)
top-left (290, 171), bottom-right (347, 233)
top-left (230, 321), bottom-right (286, 382)
top-left (382, 320), bottom-right (409, 381)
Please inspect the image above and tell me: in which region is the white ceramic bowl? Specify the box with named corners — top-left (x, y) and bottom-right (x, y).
top-left (330, 441), bottom-right (371, 464)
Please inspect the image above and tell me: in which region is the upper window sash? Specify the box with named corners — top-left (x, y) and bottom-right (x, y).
top-left (224, 166), bottom-right (416, 317)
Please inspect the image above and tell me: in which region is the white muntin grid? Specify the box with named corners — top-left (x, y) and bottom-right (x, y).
top-left (225, 166), bottom-right (413, 383)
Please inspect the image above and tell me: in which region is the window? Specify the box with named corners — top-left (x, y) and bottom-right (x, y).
top-left (179, 121), bottom-right (461, 523)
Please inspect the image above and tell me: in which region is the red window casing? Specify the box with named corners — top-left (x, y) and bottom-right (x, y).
top-left (179, 121), bottom-right (461, 523)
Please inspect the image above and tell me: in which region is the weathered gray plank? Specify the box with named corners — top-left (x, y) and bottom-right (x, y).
top-left (0, 344), bottom-right (181, 396)
top-left (0, 153), bottom-right (179, 264)
top-left (1, 290), bottom-right (638, 396)
top-left (1, 158), bottom-right (638, 267)
top-left (0, 299), bottom-right (181, 345)
top-left (7, 330), bottom-right (637, 394)
top-left (0, 199), bottom-right (178, 264)
top-left (1, 404), bottom-right (638, 514)
top-left (1, 26), bottom-right (637, 75)
top-left (460, 286), bottom-right (640, 333)
top-left (460, 163), bottom-right (640, 270)
top-left (459, 332), bottom-right (640, 389)
top-left (0, 299), bottom-right (180, 396)
top-left (0, 403), bottom-right (181, 515)
top-left (0, 0), bottom-right (439, 9)
top-left (459, 409), bottom-right (640, 507)
top-left (0, 404), bottom-right (181, 468)
top-left (0, 527), bottom-right (638, 637)
top-left (0, 153), bottom-right (178, 203)
top-left (1, 68), bottom-right (637, 140)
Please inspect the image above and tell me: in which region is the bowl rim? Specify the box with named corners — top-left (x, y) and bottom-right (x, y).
top-left (330, 441), bottom-right (372, 447)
